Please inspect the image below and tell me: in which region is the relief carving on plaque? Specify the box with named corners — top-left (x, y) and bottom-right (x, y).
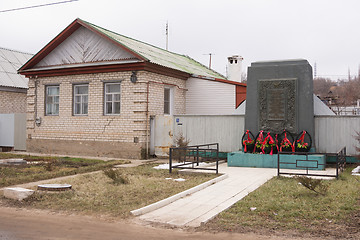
top-left (258, 78), bottom-right (297, 133)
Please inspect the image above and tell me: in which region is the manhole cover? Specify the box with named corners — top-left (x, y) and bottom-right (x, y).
top-left (37, 184), bottom-right (72, 191)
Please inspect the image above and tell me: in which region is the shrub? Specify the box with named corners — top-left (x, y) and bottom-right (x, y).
top-left (103, 169), bottom-right (129, 185)
top-left (295, 176), bottom-right (329, 196)
top-left (172, 133), bottom-right (190, 162)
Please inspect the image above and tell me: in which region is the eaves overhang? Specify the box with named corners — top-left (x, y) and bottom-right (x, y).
top-left (191, 74), bottom-right (247, 87)
top-left (20, 61), bottom-right (190, 80)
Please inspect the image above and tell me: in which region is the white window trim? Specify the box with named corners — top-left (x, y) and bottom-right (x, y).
top-left (73, 84), bottom-right (88, 116)
top-left (104, 82), bottom-right (121, 115)
top-left (45, 85), bottom-right (59, 116)
top-left (164, 87), bottom-right (174, 115)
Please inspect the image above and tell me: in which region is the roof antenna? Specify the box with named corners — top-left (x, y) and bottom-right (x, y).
top-left (166, 21), bottom-right (169, 50)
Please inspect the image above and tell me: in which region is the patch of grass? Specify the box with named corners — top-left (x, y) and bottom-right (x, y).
top-left (0, 153), bottom-right (127, 187)
top-left (2, 164), bottom-right (216, 218)
top-left (202, 168), bottom-right (360, 238)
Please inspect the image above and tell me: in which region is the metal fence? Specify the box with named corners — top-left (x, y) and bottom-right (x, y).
top-left (315, 116), bottom-right (360, 155)
top-left (277, 147), bottom-right (347, 179)
top-left (169, 143), bottom-right (220, 174)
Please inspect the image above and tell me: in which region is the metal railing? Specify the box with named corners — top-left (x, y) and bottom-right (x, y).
top-left (169, 143), bottom-right (219, 174)
top-left (277, 147), bottom-right (347, 179)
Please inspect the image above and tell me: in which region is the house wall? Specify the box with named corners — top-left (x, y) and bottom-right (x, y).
top-left (185, 77), bottom-right (236, 115)
top-left (0, 90), bottom-right (27, 113)
top-left (26, 71), bottom-right (186, 158)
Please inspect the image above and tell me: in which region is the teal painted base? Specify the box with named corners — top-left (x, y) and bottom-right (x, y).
top-left (326, 155), bottom-right (360, 164)
top-left (228, 152), bottom-right (326, 170)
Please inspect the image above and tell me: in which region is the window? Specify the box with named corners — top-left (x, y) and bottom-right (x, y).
top-left (74, 84), bottom-right (88, 115)
top-left (45, 85), bottom-right (59, 115)
top-left (164, 87), bottom-right (173, 115)
top-left (104, 83), bottom-right (121, 115)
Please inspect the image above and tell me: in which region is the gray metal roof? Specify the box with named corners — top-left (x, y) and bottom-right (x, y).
top-left (0, 47), bottom-right (33, 89)
top-left (83, 19), bottom-right (226, 80)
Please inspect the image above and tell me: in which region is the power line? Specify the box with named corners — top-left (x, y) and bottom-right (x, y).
top-left (0, 0), bottom-right (79, 13)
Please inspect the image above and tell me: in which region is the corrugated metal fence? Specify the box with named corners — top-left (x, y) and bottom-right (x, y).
top-left (162, 115), bottom-right (245, 153)
top-left (315, 116), bottom-right (360, 155)
top-left (154, 115), bottom-right (360, 156)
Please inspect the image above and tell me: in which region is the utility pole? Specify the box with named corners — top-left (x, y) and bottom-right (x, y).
top-left (314, 62), bottom-right (317, 78)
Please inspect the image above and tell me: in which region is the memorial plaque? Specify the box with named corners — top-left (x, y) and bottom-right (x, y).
top-left (258, 78), bottom-right (296, 133)
top-left (267, 89), bottom-right (286, 120)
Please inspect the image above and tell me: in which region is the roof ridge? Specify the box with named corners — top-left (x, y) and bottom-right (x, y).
top-left (184, 55), bottom-right (227, 79)
top-left (0, 46), bottom-right (33, 55)
top-left (78, 18), bottom-right (189, 59)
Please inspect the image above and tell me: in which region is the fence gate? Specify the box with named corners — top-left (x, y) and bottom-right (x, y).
top-left (277, 147), bottom-right (347, 179)
top-left (169, 143), bottom-right (220, 174)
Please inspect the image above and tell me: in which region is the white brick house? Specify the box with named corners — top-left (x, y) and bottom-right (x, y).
top-left (19, 18), bottom-right (245, 158)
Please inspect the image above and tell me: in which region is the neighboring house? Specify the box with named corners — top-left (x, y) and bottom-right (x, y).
top-left (0, 47), bottom-right (32, 113)
top-left (0, 47), bottom-right (33, 151)
top-left (19, 18), bottom-right (245, 158)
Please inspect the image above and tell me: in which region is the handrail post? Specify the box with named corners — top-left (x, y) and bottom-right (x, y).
top-left (216, 143), bottom-right (219, 174)
top-left (196, 146), bottom-right (199, 166)
top-left (169, 148), bottom-right (172, 174)
top-left (336, 151), bottom-right (339, 179)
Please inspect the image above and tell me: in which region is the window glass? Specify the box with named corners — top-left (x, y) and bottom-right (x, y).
top-left (164, 88), bottom-right (171, 115)
top-left (73, 84), bottom-right (88, 115)
top-left (45, 86), bottom-right (59, 115)
top-left (104, 83), bottom-right (121, 115)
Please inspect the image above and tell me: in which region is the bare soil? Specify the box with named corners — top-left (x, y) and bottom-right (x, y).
top-left (0, 205), bottom-right (343, 240)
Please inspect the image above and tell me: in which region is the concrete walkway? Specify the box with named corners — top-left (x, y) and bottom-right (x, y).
top-left (139, 164), bottom-right (277, 227)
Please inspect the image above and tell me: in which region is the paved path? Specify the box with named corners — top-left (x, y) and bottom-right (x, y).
top-left (139, 164), bottom-right (277, 227)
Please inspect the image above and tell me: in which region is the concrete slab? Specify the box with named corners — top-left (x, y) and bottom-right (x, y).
top-left (0, 159), bottom-right (27, 165)
top-left (3, 187), bottom-right (34, 201)
top-left (138, 164), bottom-right (277, 227)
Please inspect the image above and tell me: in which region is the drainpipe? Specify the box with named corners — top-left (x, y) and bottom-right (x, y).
top-left (146, 82), bottom-right (150, 159)
top-left (34, 76), bottom-right (38, 129)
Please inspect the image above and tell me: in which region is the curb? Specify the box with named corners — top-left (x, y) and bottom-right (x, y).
top-left (130, 173), bottom-right (228, 216)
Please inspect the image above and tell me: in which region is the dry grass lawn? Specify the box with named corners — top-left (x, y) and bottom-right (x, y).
top-left (201, 167), bottom-right (360, 239)
top-left (1, 163), bottom-right (216, 218)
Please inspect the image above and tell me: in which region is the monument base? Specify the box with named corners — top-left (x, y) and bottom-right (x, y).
top-left (227, 152), bottom-right (326, 170)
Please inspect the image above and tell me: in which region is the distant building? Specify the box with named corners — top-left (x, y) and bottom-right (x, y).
top-left (0, 47), bottom-right (32, 151)
top-left (330, 100), bottom-right (360, 115)
top-left (0, 47), bottom-right (32, 113)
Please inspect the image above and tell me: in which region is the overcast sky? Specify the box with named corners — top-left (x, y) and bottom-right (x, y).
top-left (1, 0), bottom-right (359, 80)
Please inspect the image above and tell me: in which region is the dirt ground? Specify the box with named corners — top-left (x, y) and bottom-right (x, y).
top-left (0, 206), bottom-right (337, 240)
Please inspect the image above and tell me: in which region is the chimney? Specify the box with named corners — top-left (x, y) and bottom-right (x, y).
top-left (227, 55), bottom-right (243, 82)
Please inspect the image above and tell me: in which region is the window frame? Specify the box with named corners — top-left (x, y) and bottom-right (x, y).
top-left (104, 82), bottom-right (121, 115)
top-left (164, 87), bottom-right (173, 115)
top-left (45, 85), bottom-right (60, 116)
top-left (73, 84), bottom-right (89, 116)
